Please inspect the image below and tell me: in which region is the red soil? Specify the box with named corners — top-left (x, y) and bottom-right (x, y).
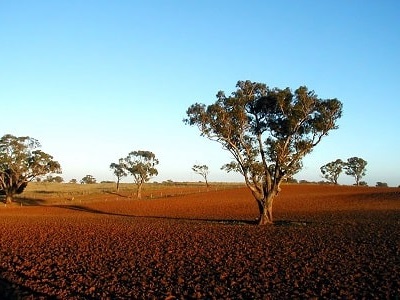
top-left (0, 185), bottom-right (399, 299)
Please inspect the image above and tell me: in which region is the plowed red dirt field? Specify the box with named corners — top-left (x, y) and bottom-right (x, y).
top-left (0, 185), bottom-right (399, 299)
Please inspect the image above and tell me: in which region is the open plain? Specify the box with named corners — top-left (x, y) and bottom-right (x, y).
top-left (0, 184), bottom-right (399, 299)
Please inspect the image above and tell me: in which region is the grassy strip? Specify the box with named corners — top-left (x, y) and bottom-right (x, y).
top-left (8, 182), bottom-right (244, 205)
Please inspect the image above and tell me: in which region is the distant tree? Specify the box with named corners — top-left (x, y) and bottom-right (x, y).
top-left (124, 151), bottom-right (159, 199)
top-left (163, 179), bottom-right (174, 185)
top-left (185, 80), bottom-right (342, 224)
top-left (69, 178), bottom-right (78, 184)
top-left (192, 164), bottom-right (210, 188)
top-left (0, 134), bottom-right (61, 203)
top-left (299, 180), bottom-right (311, 184)
top-left (110, 158), bottom-right (127, 191)
top-left (359, 181), bottom-right (368, 186)
top-left (54, 176), bottom-right (64, 183)
top-left (344, 157), bottom-right (367, 186)
top-left (320, 159), bottom-right (344, 184)
top-left (285, 177), bottom-right (298, 184)
top-left (43, 175), bottom-right (64, 183)
top-left (80, 175), bottom-right (96, 184)
top-left (376, 182), bottom-right (388, 187)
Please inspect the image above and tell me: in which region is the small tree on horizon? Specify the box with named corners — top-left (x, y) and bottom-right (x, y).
top-left (110, 158), bottom-right (127, 191)
top-left (185, 80), bottom-right (342, 225)
top-left (344, 157), bottom-right (367, 186)
top-left (43, 175), bottom-right (64, 183)
top-left (124, 150), bottom-right (159, 199)
top-left (320, 159), bottom-right (344, 184)
top-left (80, 175), bottom-right (96, 184)
top-left (192, 164), bottom-right (210, 188)
top-left (0, 134), bottom-right (61, 203)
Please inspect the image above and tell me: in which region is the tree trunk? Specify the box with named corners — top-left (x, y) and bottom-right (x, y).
top-left (256, 193), bottom-right (276, 225)
top-left (257, 202), bottom-right (273, 225)
top-left (116, 179), bottom-right (120, 192)
top-left (137, 183), bottom-right (142, 199)
top-left (5, 194), bottom-right (13, 204)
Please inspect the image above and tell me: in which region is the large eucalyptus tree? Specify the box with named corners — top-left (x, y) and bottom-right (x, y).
top-left (0, 134), bottom-right (61, 203)
top-left (185, 80), bottom-right (343, 224)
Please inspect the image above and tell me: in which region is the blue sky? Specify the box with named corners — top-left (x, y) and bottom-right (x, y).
top-left (1, 1), bottom-right (399, 186)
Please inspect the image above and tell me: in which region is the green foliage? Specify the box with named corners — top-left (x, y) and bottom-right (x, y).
top-left (81, 174), bottom-right (97, 184)
top-left (192, 164), bottom-right (210, 187)
top-left (110, 158), bottom-right (127, 191)
top-left (344, 157), bottom-right (367, 186)
top-left (43, 175), bottom-right (64, 183)
top-left (123, 150), bottom-right (159, 198)
top-left (320, 159), bottom-right (344, 184)
top-left (0, 134), bottom-right (61, 203)
top-left (110, 159), bottom-right (127, 180)
top-left (124, 151), bottom-right (159, 184)
top-left (376, 182), bottom-right (388, 187)
top-left (185, 80), bottom-right (343, 224)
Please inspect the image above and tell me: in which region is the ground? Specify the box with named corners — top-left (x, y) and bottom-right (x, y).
top-left (0, 184), bottom-right (399, 299)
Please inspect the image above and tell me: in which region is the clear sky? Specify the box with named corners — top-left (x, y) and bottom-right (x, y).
top-left (1, 1), bottom-right (399, 186)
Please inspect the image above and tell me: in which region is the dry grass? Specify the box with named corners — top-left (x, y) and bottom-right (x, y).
top-left (10, 182), bottom-right (243, 205)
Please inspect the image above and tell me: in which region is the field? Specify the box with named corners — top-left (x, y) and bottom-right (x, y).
top-left (0, 183), bottom-right (399, 299)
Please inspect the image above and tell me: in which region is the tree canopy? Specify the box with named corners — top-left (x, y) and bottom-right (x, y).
top-left (320, 159), bottom-right (344, 184)
top-left (110, 158), bottom-right (127, 191)
top-left (192, 164), bottom-right (210, 187)
top-left (80, 174), bottom-right (97, 184)
top-left (344, 157), bottom-right (367, 186)
top-left (0, 134), bottom-right (61, 203)
top-left (185, 80), bottom-right (343, 224)
top-left (124, 150), bottom-right (159, 199)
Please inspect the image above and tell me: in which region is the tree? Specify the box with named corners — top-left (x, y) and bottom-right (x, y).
top-left (344, 157), bottom-right (367, 186)
top-left (110, 158), bottom-right (127, 191)
top-left (124, 150), bottom-right (159, 199)
top-left (376, 182), bottom-right (388, 187)
top-left (0, 134), bottom-right (61, 203)
top-left (320, 159), bottom-right (344, 184)
top-left (192, 164), bottom-right (210, 188)
top-left (185, 80), bottom-right (342, 225)
top-left (43, 175), bottom-right (64, 183)
top-left (80, 174), bottom-right (96, 184)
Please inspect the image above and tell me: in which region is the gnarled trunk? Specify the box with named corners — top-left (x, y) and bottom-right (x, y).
top-left (256, 194), bottom-right (275, 225)
top-left (5, 193), bottom-right (13, 204)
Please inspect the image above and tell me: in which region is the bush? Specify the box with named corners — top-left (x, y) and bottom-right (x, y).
top-left (376, 182), bottom-right (388, 187)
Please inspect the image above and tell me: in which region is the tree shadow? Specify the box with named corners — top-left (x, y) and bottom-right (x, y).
top-left (274, 220), bottom-right (312, 227)
top-left (104, 191), bottom-right (131, 198)
top-left (0, 196), bottom-right (47, 206)
top-left (0, 275), bottom-right (56, 300)
top-left (52, 204), bottom-right (257, 225)
top-left (51, 205), bottom-right (315, 226)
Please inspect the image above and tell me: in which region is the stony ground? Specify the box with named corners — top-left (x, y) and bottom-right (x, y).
top-left (0, 185), bottom-right (399, 299)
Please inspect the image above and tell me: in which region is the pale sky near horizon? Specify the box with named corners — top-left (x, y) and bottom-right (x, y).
top-left (1, 1), bottom-right (399, 186)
